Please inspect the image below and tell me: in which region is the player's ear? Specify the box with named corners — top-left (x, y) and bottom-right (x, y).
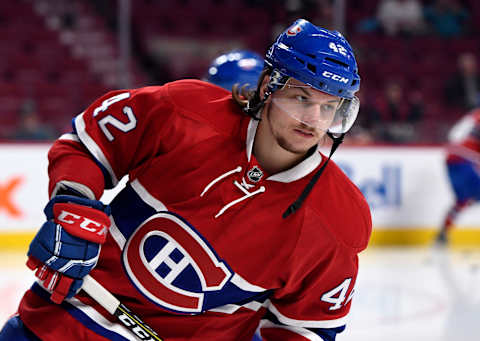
top-left (259, 75), bottom-right (271, 100)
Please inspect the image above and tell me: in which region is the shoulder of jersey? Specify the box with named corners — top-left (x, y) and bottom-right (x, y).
top-left (165, 79), bottom-right (234, 110)
top-left (132, 80), bottom-right (243, 133)
top-left (128, 80), bottom-right (229, 101)
top-left (306, 159), bottom-right (372, 252)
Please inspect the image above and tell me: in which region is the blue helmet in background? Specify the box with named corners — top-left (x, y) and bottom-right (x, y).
top-left (206, 50), bottom-right (264, 91)
top-left (265, 19), bottom-right (360, 99)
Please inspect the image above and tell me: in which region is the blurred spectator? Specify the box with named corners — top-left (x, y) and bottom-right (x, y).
top-left (445, 52), bottom-right (480, 110)
top-left (282, 0), bottom-right (326, 20)
top-left (376, 0), bottom-right (426, 36)
top-left (423, 0), bottom-right (470, 38)
top-left (10, 99), bottom-right (57, 141)
top-left (343, 125), bottom-right (375, 145)
top-left (370, 80), bottom-right (424, 143)
top-left (61, 8), bottom-right (77, 31)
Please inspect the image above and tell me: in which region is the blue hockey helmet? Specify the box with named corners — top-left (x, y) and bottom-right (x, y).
top-left (264, 19), bottom-right (361, 135)
top-left (206, 50), bottom-right (264, 91)
top-left (265, 19), bottom-right (360, 99)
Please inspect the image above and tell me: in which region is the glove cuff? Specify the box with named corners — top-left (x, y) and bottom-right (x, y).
top-left (45, 195), bottom-right (111, 244)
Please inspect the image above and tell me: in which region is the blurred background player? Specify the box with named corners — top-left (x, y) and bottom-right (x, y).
top-left (436, 107), bottom-right (480, 244)
top-left (205, 49), bottom-right (264, 91)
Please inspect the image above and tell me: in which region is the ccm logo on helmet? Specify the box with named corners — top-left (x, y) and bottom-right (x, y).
top-left (322, 71), bottom-right (349, 84)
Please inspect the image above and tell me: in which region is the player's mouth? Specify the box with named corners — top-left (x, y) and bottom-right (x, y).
top-left (293, 128), bottom-right (315, 138)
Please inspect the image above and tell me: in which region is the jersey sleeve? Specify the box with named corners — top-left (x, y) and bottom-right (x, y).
top-left (48, 86), bottom-right (177, 199)
top-left (446, 110), bottom-right (480, 163)
top-left (259, 209), bottom-right (367, 341)
top-left (448, 113), bottom-right (477, 144)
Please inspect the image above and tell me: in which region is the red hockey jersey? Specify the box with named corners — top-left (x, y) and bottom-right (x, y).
top-left (19, 80), bottom-right (371, 341)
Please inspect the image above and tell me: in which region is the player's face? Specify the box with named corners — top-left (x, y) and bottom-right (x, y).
top-left (264, 78), bottom-right (341, 154)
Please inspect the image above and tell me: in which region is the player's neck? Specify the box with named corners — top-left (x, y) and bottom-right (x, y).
top-left (253, 120), bottom-right (307, 175)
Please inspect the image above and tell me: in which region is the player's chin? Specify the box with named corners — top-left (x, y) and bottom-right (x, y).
top-left (285, 140), bottom-right (319, 154)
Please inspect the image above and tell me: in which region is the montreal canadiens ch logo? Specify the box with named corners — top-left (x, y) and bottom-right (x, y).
top-left (122, 212), bottom-right (231, 313)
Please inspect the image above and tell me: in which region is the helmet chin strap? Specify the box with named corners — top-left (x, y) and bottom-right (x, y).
top-left (282, 132), bottom-right (345, 219)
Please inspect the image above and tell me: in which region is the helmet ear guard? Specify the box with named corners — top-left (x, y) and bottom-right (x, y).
top-left (265, 69), bottom-right (290, 94)
top-left (243, 68), bottom-right (286, 119)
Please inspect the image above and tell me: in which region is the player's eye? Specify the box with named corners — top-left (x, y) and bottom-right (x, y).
top-left (321, 103), bottom-right (336, 112)
top-left (294, 95), bottom-right (310, 104)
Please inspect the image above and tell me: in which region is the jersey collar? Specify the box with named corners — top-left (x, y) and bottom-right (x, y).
top-left (245, 118), bottom-right (323, 183)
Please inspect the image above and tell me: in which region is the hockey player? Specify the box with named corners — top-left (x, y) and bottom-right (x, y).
top-left (0, 19), bottom-right (371, 340)
top-left (205, 49), bottom-right (264, 91)
top-left (436, 108), bottom-right (480, 245)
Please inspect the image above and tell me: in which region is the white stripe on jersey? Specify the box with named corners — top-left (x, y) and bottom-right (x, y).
top-left (50, 180), bottom-right (97, 200)
top-left (448, 144), bottom-right (480, 165)
top-left (265, 299), bottom-right (349, 328)
top-left (230, 274), bottom-right (266, 292)
top-left (109, 216), bottom-right (127, 249)
top-left (74, 113), bottom-right (119, 186)
top-left (209, 304), bottom-right (242, 314)
top-left (208, 299), bottom-right (266, 314)
top-left (131, 179), bottom-right (168, 211)
top-left (259, 319), bottom-right (324, 341)
top-left (58, 133), bottom-right (80, 142)
top-left (245, 118), bottom-right (258, 162)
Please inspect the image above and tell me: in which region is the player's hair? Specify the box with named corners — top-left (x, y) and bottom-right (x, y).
top-left (231, 68), bottom-right (270, 118)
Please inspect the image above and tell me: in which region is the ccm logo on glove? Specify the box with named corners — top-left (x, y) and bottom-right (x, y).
top-left (53, 202), bottom-right (110, 244)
